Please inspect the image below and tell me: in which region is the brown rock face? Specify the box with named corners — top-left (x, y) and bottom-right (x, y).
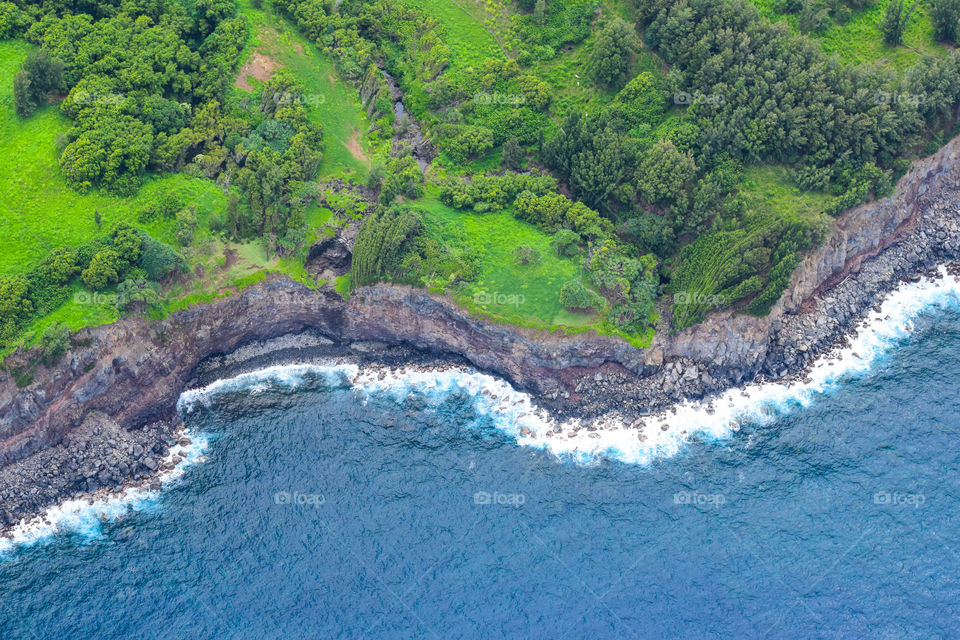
top-left (2, 133), bottom-right (960, 475)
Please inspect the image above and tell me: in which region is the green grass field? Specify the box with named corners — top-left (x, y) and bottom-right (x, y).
top-left (0, 40), bottom-right (228, 277)
top-left (234, 0), bottom-right (378, 178)
top-left (400, 0), bottom-right (506, 68)
top-left (748, 0), bottom-right (949, 69)
top-left (739, 165), bottom-right (837, 218)
top-left (402, 194), bottom-right (596, 328)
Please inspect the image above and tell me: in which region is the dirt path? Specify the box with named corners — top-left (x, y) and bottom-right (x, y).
top-left (346, 130), bottom-right (369, 165)
top-left (234, 52), bottom-right (280, 91)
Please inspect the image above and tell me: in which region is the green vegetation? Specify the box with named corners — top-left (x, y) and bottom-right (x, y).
top-left (3, 0), bottom-right (960, 357)
top-left (234, 0), bottom-right (374, 176)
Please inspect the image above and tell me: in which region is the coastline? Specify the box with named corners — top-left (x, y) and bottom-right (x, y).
top-left (1, 136), bottom-right (959, 541)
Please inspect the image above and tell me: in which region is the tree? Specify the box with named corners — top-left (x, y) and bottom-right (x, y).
top-left (82, 249), bottom-right (121, 289)
top-left (616, 72), bottom-right (666, 126)
top-left (111, 223), bottom-right (143, 268)
top-left (882, 0), bottom-right (916, 45)
top-left (352, 207), bottom-right (425, 285)
top-left (550, 229), bottom-right (581, 257)
top-left (0, 276), bottom-right (32, 344)
top-left (379, 156), bottom-right (425, 204)
top-left (501, 137), bottom-right (524, 171)
top-left (13, 71), bottom-right (34, 118)
top-left (636, 140), bottom-right (698, 211)
top-left (559, 280), bottom-right (604, 312)
top-left (586, 17), bottom-right (637, 89)
top-left (117, 277), bottom-right (160, 312)
top-left (931, 0), bottom-right (960, 42)
top-left (139, 236), bottom-right (187, 281)
top-left (13, 49), bottom-right (65, 118)
top-left (175, 205), bottom-right (199, 245)
top-left (534, 0), bottom-right (547, 25)
top-left (39, 323), bottom-right (70, 367)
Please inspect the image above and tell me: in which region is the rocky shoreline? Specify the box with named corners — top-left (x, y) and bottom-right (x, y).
top-left (1, 135), bottom-right (960, 537)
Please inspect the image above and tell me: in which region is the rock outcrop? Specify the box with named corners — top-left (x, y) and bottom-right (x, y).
top-left (1, 133), bottom-right (959, 527)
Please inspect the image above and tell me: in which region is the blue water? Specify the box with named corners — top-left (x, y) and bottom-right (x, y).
top-left (3, 310), bottom-right (960, 639)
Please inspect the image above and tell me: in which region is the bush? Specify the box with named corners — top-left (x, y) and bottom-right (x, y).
top-left (138, 236), bottom-right (187, 281)
top-left (40, 323), bottom-right (70, 367)
top-left (559, 280), bottom-right (604, 312)
top-left (81, 249), bottom-right (121, 289)
top-left (512, 245), bottom-right (541, 266)
top-left (550, 229), bottom-right (582, 257)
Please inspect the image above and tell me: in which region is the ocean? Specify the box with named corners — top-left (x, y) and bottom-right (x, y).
top-left (1, 272), bottom-right (960, 639)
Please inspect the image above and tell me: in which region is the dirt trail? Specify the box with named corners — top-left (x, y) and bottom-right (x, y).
top-left (234, 52), bottom-right (280, 91)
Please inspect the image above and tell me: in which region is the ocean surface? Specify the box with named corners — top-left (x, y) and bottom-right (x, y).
top-left (2, 272), bottom-right (960, 639)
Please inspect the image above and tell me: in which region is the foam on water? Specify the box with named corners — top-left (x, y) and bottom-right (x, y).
top-left (176, 266), bottom-right (960, 467)
top-left (5, 267), bottom-right (955, 557)
top-left (0, 429), bottom-right (209, 557)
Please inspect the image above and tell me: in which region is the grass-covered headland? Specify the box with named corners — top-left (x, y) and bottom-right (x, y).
top-left (2, 0), bottom-right (960, 363)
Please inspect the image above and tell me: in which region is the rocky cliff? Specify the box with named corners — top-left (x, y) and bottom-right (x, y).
top-left (1, 133), bottom-right (959, 526)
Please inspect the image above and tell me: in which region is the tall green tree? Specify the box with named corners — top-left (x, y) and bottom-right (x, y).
top-left (931, 0), bottom-right (960, 42)
top-left (13, 49), bottom-right (64, 117)
top-left (586, 17), bottom-right (637, 89)
top-left (882, 0), bottom-right (916, 45)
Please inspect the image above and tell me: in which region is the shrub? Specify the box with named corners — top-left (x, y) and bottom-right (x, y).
top-left (138, 236), bottom-right (187, 281)
top-left (512, 245), bottom-right (541, 266)
top-left (559, 280), bottom-right (604, 312)
top-left (40, 323), bottom-right (70, 367)
top-left (81, 249), bottom-right (121, 289)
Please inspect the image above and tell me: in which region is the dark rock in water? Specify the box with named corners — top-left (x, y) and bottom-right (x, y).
top-left (3, 134), bottom-right (960, 532)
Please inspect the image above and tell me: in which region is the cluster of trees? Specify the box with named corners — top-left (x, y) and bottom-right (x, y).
top-left (19, 1), bottom-right (248, 194)
top-left (13, 49), bottom-right (63, 117)
top-left (14, 0), bottom-right (327, 254)
top-left (224, 72), bottom-right (325, 248)
top-left (439, 171), bottom-right (558, 212)
top-left (640, 0), bottom-right (954, 173)
top-left (352, 206), bottom-right (480, 288)
top-left (0, 223), bottom-right (185, 348)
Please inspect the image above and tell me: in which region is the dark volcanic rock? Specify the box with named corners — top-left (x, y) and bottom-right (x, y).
top-left (1, 134), bottom-right (960, 530)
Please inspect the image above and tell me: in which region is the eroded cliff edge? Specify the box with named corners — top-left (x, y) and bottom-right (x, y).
top-left (1, 134), bottom-right (959, 527)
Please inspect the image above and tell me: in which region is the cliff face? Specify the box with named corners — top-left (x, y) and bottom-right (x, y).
top-left (657, 133), bottom-right (960, 369)
top-left (2, 134), bottom-right (960, 474)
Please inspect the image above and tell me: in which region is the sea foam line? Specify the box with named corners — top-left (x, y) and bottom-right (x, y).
top-left (176, 266), bottom-right (960, 467)
top-left (0, 429), bottom-right (209, 557)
